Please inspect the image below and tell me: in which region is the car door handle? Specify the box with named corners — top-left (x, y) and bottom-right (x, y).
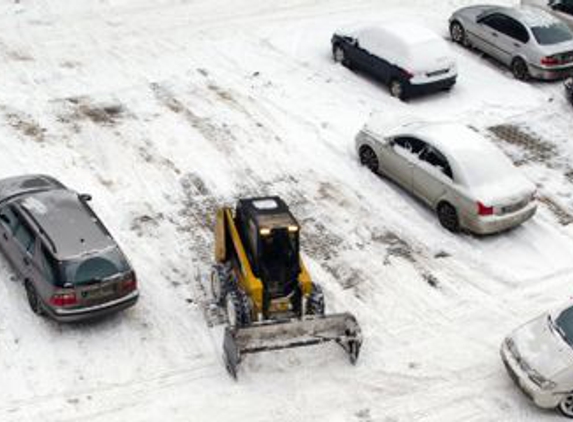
top-left (491, 32), bottom-right (498, 37)
top-left (513, 43), bottom-right (521, 48)
top-left (2, 233), bottom-right (7, 240)
top-left (23, 257), bottom-right (30, 266)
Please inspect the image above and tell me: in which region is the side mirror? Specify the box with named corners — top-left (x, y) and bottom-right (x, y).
top-left (79, 193), bottom-right (92, 202)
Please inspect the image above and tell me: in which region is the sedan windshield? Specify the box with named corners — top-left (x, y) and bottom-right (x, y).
top-left (63, 247), bottom-right (130, 285)
top-left (555, 306), bottom-right (573, 347)
top-left (532, 23), bottom-right (573, 45)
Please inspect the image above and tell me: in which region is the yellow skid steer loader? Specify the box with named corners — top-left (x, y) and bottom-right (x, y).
top-left (211, 196), bottom-right (362, 377)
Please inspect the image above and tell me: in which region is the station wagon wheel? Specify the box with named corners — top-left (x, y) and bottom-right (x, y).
top-left (511, 58), bottom-right (529, 81)
top-left (389, 79), bottom-right (405, 100)
top-left (450, 21), bottom-right (466, 45)
top-left (437, 202), bottom-right (460, 233)
top-left (25, 280), bottom-right (43, 316)
top-left (559, 394), bottom-right (573, 418)
top-left (359, 146), bottom-right (379, 173)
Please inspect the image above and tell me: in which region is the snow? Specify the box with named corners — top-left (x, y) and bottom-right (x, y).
top-left (1, 0), bottom-right (573, 421)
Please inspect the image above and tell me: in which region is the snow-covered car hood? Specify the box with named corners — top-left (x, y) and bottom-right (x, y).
top-left (406, 40), bottom-right (456, 75)
top-left (511, 313), bottom-right (573, 379)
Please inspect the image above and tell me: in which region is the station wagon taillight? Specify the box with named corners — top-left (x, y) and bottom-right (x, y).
top-left (122, 273), bottom-right (137, 293)
top-left (477, 201), bottom-right (494, 216)
top-left (402, 69), bottom-right (414, 80)
top-left (50, 291), bottom-right (78, 307)
top-left (541, 56), bottom-right (559, 66)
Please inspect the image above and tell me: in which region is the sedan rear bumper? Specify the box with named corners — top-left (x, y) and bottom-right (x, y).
top-left (43, 290), bottom-right (139, 323)
top-left (528, 63), bottom-right (573, 81)
top-left (500, 340), bottom-right (563, 409)
top-left (464, 202), bottom-right (537, 235)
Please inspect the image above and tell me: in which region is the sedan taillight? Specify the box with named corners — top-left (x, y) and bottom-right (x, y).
top-left (541, 56), bottom-right (559, 66)
top-left (50, 291), bottom-right (78, 307)
top-left (477, 201), bottom-right (494, 216)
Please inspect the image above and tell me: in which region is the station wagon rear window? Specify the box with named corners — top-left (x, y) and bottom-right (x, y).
top-left (63, 248), bottom-right (129, 285)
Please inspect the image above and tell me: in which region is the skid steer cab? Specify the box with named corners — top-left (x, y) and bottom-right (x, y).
top-left (210, 196), bottom-right (362, 378)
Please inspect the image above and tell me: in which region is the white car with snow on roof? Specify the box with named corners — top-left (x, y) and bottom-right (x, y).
top-left (355, 117), bottom-right (537, 234)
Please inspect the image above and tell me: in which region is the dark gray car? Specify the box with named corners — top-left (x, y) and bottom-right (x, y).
top-left (0, 175), bottom-right (138, 322)
top-left (450, 5), bottom-right (573, 80)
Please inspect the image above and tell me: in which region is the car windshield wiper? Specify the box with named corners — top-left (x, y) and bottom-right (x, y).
top-left (549, 315), bottom-right (572, 346)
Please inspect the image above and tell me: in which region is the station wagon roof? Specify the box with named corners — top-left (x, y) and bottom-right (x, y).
top-left (16, 189), bottom-right (115, 259)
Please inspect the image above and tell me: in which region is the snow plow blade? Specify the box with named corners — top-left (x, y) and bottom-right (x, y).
top-left (223, 312), bottom-right (362, 378)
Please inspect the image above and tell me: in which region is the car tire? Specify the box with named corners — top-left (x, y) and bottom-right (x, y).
top-left (333, 44), bottom-right (345, 63)
top-left (225, 289), bottom-right (251, 329)
top-left (359, 145), bottom-right (379, 173)
top-left (25, 280), bottom-right (44, 316)
top-left (450, 21), bottom-right (467, 46)
top-left (511, 58), bottom-right (530, 81)
top-left (389, 79), bottom-right (406, 100)
top-left (210, 263), bottom-right (231, 306)
top-left (437, 202), bottom-right (460, 233)
top-left (559, 394), bottom-right (573, 418)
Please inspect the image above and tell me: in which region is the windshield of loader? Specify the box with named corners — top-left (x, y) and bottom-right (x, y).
top-left (259, 228), bottom-right (299, 279)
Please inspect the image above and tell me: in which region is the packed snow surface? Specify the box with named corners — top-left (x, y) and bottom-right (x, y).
top-left (1, 0), bottom-right (573, 421)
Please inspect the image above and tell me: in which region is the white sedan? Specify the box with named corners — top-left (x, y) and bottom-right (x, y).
top-left (355, 117), bottom-right (537, 234)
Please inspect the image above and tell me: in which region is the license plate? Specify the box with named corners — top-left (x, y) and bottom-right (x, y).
top-left (83, 283), bottom-right (116, 300)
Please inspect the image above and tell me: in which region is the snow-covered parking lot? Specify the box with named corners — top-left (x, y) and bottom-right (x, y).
top-left (1, 0), bottom-right (573, 420)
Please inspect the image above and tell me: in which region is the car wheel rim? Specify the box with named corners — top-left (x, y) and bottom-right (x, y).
top-left (440, 206), bottom-right (458, 230)
top-left (561, 396), bottom-right (573, 416)
top-left (360, 148), bottom-right (378, 172)
top-left (390, 81), bottom-right (402, 98)
top-left (452, 24), bottom-right (463, 43)
top-left (226, 295), bottom-right (237, 327)
top-left (334, 47), bottom-right (344, 63)
top-left (513, 61), bottom-right (527, 80)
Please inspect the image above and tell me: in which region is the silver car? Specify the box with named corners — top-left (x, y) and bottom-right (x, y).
top-left (523, 0), bottom-right (573, 30)
top-left (0, 175), bottom-right (138, 322)
top-left (449, 5), bottom-right (573, 80)
top-left (355, 118), bottom-right (537, 234)
top-left (502, 303), bottom-right (573, 418)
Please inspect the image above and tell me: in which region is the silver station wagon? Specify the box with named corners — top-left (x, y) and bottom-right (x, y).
top-left (450, 5), bottom-right (573, 80)
top-left (355, 117), bottom-right (537, 234)
top-left (0, 175), bottom-right (138, 322)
